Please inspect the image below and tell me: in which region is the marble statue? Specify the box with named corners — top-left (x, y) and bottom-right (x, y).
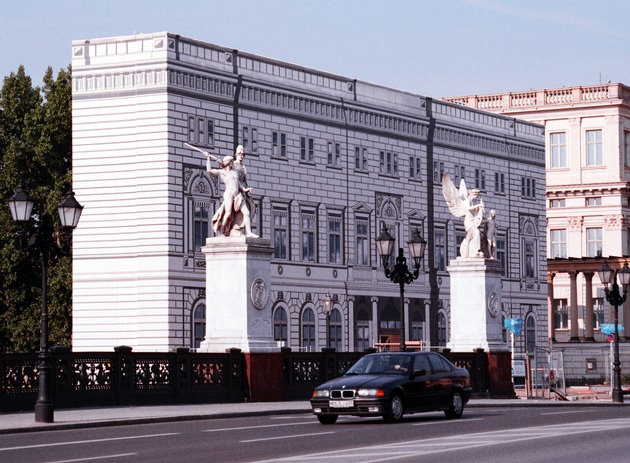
top-left (442, 173), bottom-right (485, 258)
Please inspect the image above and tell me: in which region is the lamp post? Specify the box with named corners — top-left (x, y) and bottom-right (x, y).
top-left (8, 182), bottom-right (83, 422)
top-left (375, 226), bottom-right (426, 351)
top-left (597, 260), bottom-right (630, 404)
top-left (322, 293), bottom-right (333, 348)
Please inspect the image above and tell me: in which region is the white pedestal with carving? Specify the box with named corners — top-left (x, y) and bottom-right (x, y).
top-left (447, 258), bottom-right (507, 352)
top-left (199, 236), bottom-right (277, 353)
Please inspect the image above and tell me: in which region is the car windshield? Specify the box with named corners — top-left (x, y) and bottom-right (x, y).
top-left (346, 354), bottom-right (411, 375)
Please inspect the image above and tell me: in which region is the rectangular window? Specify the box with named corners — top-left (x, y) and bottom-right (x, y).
top-left (328, 213), bottom-right (342, 264)
top-left (409, 155), bottom-right (422, 179)
top-left (327, 142), bottom-right (340, 166)
top-left (301, 137), bottom-right (314, 162)
top-left (586, 227), bottom-right (603, 257)
top-left (301, 210), bottom-right (316, 262)
top-left (550, 199), bottom-right (566, 208)
top-left (272, 206), bottom-right (289, 259)
top-left (273, 132), bottom-right (287, 157)
top-left (455, 230), bottom-right (465, 258)
top-left (356, 320), bottom-right (370, 351)
top-left (379, 151), bottom-right (398, 175)
top-left (496, 235), bottom-right (506, 275)
top-left (194, 202), bottom-right (209, 252)
top-left (554, 299), bottom-right (568, 330)
top-left (242, 126), bottom-right (249, 151)
top-left (475, 169), bottom-right (486, 190)
top-left (494, 172), bottom-right (505, 193)
top-left (354, 147), bottom-right (367, 170)
top-left (433, 161), bottom-right (444, 183)
top-left (593, 297), bottom-right (605, 329)
top-left (207, 120), bottom-right (215, 146)
top-left (521, 177), bottom-right (536, 198)
top-left (434, 227), bottom-right (446, 271)
top-left (524, 241), bottom-right (535, 278)
top-left (356, 217), bottom-right (370, 266)
top-left (625, 131), bottom-right (630, 167)
top-left (550, 229), bottom-right (567, 258)
top-left (586, 197), bottom-right (601, 207)
top-left (586, 129), bottom-right (603, 166)
top-left (550, 132), bottom-right (567, 168)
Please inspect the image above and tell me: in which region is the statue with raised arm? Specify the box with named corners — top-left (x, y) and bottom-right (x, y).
top-left (442, 173), bottom-right (485, 258)
top-left (191, 143), bottom-right (258, 238)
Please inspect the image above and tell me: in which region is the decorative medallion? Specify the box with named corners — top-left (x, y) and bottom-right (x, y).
top-left (487, 292), bottom-right (499, 318)
top-left (250, 278), bottom-right (268, 310)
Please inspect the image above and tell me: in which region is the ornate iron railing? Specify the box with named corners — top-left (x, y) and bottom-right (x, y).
top-left (0, 348), bottom-right (489, 412)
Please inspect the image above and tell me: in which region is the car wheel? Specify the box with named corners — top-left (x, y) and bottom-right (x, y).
top-left (317, 414), bottom-right (338, 425)
top-left (383, 394), bottom-right (404, 422)
top-left (444, 391), bottom-right (464, 419)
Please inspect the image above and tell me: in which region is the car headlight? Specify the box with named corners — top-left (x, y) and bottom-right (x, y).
top-left (312, 389), bottom-right (330, 398)
top-left (357, 388), bottom-right (385, 397)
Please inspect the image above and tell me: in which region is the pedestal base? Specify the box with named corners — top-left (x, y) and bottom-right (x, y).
top-left (447, 258), bottom-right (508, 353)
top-left (199, 236), bottom-right (278, 353)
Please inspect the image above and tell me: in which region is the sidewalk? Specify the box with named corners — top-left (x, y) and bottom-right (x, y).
top-left (1, 391), bottom-right (625, 435)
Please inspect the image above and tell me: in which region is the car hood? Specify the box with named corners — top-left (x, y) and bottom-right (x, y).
top-left (319, 374), bottom-right (404, 390)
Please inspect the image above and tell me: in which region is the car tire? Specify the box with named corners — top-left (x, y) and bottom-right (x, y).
top-left (383, 394), bottom-right (404, 422)
top-left (444, 391), bottom-right (464, 419)
top-left (317, 414), bottom-right (338, 425)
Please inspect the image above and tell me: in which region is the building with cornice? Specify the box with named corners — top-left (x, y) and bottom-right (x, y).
top-left (445, 84), bottom-right (630, 383)
top-left (70, 32), bottom-right (546, 361)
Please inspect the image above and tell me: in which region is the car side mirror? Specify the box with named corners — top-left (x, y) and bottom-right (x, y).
top-left (412, 369), bottom-right (427, 378)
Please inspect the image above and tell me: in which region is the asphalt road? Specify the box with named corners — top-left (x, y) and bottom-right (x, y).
top-left (1, 406), bottom-right (629, 462)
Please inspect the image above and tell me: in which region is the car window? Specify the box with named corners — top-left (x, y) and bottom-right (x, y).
top-left (412, 355), bottom-right (431, 374)
top-left (427, 354), bottom-right (452, 373)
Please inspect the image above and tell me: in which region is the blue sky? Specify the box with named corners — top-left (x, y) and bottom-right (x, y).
top-left (1, 0), bottom-right (628, 98)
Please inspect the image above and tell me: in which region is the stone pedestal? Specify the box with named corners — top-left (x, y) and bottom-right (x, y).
top-left (447, 257), bottom-right (507, 352)
top-left (199, 236), bottom-right (278, 353)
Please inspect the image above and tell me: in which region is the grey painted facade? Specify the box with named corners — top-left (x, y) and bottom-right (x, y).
top-left (71, 32), bottom-right (546, 355)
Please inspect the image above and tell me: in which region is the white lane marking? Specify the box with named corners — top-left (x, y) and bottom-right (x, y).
top-left (247, 417), bottom-right (630, 462)
top-left (0, 433), bottom-right (178, 452)
top-left (45, 454), bottom-right (136, 463)
top-left (241, 431), bottom-right (336, 443)
top-left (540, 409), bottom-right (599, 415)
top-left (412, 417), bottom-right (484, 426)
top-left (204, 421), bottom-right (316, 432)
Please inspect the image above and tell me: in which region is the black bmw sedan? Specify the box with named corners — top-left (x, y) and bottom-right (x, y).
top-left (311, 351), bottom-right (472, 424)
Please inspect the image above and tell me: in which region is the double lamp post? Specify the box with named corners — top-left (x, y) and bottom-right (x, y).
top-left (597, 260), bottom-right (630, 404)
top-left (8, 182), bottom-right (83, 423)
top-left (375, 226), bottom-right (426, 351)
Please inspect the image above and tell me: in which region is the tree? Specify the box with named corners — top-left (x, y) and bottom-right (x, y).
top-left (0, 65), bottom-right (73, 353)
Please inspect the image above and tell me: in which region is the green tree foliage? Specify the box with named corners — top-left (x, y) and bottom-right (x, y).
top-left (0, 66), bottom-right (73, 353)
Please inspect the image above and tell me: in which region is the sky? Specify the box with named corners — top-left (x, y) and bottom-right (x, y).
top-left (1, 0), bottom-right (629, 98)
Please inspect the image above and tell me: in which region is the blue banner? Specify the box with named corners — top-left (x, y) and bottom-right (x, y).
top-left (600, 324), bottom-right (624, 336)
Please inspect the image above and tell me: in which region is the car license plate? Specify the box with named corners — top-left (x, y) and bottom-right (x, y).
top-left (329, 399), bottom-right (354, 408)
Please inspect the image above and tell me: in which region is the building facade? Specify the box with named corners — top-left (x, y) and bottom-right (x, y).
top-left (445, 84), bottom-right (630, 382)
top-left (71, 32), bottom-right (546, 357)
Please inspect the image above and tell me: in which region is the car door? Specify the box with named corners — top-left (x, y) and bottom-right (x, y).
top-left (427, 353), bottom-right (455, 407)
top-left (404, 353), bottom-right (437, 411)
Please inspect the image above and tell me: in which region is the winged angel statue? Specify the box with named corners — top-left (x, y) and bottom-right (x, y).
top-left (442, 173), bottom-right (485, 258)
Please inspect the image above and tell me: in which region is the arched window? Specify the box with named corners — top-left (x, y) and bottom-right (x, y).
top-left (356, 309), bottom-right (370, 351)
top-left (328, 309), bottom-right (342, 349)
top-left (437, 311), bottom-right (448, 346)
top-left (301, 308), bottom-right (316, 351)
top-left (525, 314), bottom-right (536, 353)
top-left (193, 303), bottom-right (206, 349)
top-left (273, 307), bottom-right (288, 344)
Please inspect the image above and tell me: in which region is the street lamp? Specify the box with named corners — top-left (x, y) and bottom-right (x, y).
top-left (375, 226), bottom-right (426, 351)
top-left (322, 293), bottom-right (334, 348)
top-left (8, 182), bottom-right (83, 422)
top-left (597, 260), bottom-right (630, 403)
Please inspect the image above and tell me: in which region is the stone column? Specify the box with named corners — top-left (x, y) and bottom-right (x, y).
top-left (371, 296), bottom-right (379, 346)
top-left (547, 272), bottom-right (556, 343)
top-left (347, 296), bottom-right (355, 351)
top-left (568, 271), bottom-right (580, 341)
top-left (583, 272), bottom-right (595, 341)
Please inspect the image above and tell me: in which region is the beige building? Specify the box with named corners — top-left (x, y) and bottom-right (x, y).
top-left (445, 84), bottom-right (630, 383)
